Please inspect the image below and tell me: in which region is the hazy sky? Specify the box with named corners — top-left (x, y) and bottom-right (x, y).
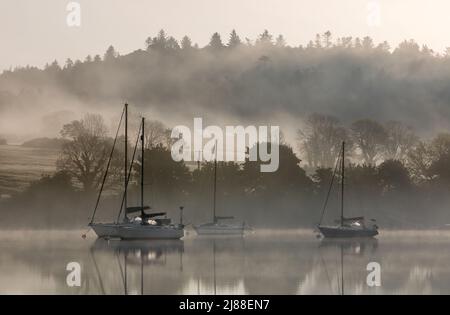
top-left (1, 0), bottom-right (450, 71)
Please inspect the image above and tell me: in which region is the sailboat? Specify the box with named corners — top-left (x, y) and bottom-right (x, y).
top-left (89, 104), bottom-right (184, 240)
top-left (193, 142), bottom-right (245, 236)
top-left (317, 141), bottom-right (379, 238)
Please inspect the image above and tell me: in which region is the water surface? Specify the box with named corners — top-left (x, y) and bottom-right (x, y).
top-left (0, 229), bottom-right (449, 294)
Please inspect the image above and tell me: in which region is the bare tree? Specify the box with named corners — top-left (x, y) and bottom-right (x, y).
top-left (429, 133), bottom-right (450, 158)
top-left (57, 114), bottom-right (122, 193)
top-left (145, 120), bottom-right (169, 149)
top-left (384, 120), bottom-right (418, 161)
top-left (351, 119), bottom-right (387, 165)
top-left (406, 141), bottom-right (433, 182)
top-left (406, 133), bottom-right (450, 182)
top-left (298, 113), bottom-right (348, 168)
top-left (323, 31), bottom-right (332, 48)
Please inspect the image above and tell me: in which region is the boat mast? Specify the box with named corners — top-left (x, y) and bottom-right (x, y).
top-left (341, 141), bottom-right (345, 227)
top-left (124, 103), bottom-right (128, 221)
top-left (141, 117), bottom-right (145, 219)
top-left (341, 244), bottom-right (344, 295)
top-left (213, 141), bottom-right (218, 223)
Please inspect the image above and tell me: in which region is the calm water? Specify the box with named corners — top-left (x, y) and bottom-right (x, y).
top-left (0, 229), bottom-right (449, 294)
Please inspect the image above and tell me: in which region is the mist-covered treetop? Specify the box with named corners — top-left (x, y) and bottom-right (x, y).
top-left (2, 29), bottom-right (450, 136)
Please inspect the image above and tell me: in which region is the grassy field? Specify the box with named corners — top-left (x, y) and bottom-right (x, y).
top-left (0, 145), bottom-right (59, 196)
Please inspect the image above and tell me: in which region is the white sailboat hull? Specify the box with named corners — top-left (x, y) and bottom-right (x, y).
top-left (193, 223), bottom-right (245, 235)
top-left (90, 223), bottom-right (184, 240)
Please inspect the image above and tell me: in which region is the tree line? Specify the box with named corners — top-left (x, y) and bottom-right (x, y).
top-left (2, 112), bottom-right (450, 229)
top-left (9, 29), bottom-right (450, 73)
top-left (3, 29), bottom-right (450, 140)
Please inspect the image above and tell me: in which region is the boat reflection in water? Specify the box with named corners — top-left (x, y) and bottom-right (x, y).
top-left (316, 238), bottom-right (379, 295)
top-left (1, 230), bottom-right (448, 294)
top-left (89, 239), bottom-right (184, 294)
top-left (184, 237), bottom-right (248, 295)
top-left (319, 237), bottom-right (379, 256)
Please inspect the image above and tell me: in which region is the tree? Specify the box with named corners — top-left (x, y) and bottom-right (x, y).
top-left (243, 143), bottom-right (312, 196)
top-left (65, 58), bottom-right (74, 69)
top-left (345, 164), bottom-right (381, 212)
top-left (378, 159), bottom-right (412, 193)
top-left (25, 171), bottom-right (75, 198)
top-left (298, 113), bottom-right (348, 168)
top-left (228, 30), bottom-right (241, 48)
top-left (166, 36), bottom-right (180, 50)
top-left (351, 119), bottom-right (387, 164)
top-left (421, 45), bottom-right (433, 55)
top-left (430, 133), bottom-right (450, 158)
top-left (104, 45), bottom-right (118, 62)
top-left (408, 133), bottom-right (450, 184)
top-left (339, 37), bottom-right (353, 48)
top-left (45, 60), bottom-right (61, 74)
top-left (275, 35), bottom-right (286, 47)
top-left (429, 153), bottom-right (450, 185)
top-left (314, 34), bottom-right (322, 48)
top-left (362, 36), bottom-right (374, 50)
top-left (146, 29), bottom-right (169, 51)
top-left (181, 35), bottom-right (193, 50)
top-left (208, 32), bottom-right (224, 50)
top-left (406, 141), bottom-right (433, 182)
top-left (135, 145), bottom-right (191, 208)
top-left (57, 114), bottom-right (121, 193)
top-left (257, 30), bottom-right (273, 47)
top-left (145, 120), bottom-right (169, 149)
top-left (377, 41), bottom-right (391, 52)
top-left (311, 167), bottom-right (333, 195)
top-left (395, 39), bottom-right (420, 55)
top-left (323, 31), bottom-right (332, 48)
top-left (384, 121), bottom-right (418, 161)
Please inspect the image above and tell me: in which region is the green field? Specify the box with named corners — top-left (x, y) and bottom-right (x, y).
top-left (0, 145), bottom-right (59, 196)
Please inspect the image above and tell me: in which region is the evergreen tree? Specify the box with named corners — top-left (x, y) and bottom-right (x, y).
top-left (257, 30), bottom-right (273, 46)
top-left (147, 29), bottom-right (168, 51)
top-left (104, 45), bottom-right (117, 62)
top-left (275, 34), bottom-right (286, 47)
top-left (323, 31), bottom-right (332, 48)
top-left (181, 35), bottom-right (193, 50)
top-left (166, 36), bottom-right (180, 50)
top-left (64, 58), bottom-right (74, 69)
top-left (208, 32), bottom-right (224, 50)
top-left (228, 29), bottom-right (241, 48)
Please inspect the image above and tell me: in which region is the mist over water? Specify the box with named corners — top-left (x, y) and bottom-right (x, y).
top-left (1, 230), bottom-right (449, 294)
top-left (3, 1), bottom-right (450, 298)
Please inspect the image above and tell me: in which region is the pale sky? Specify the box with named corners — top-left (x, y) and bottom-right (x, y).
top-left (1, 0), bottom-right (449, 71)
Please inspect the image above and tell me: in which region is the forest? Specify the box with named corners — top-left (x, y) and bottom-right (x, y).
top-left (1, 110), bottom-right (450, 229)
top-left (2, 30), bottom-right (450, 229)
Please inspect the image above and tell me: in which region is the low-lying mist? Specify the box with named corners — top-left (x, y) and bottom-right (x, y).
top-left (2, 30), bottom-right (450, 229)
top-left (2, 31), bottom-right (450, 145)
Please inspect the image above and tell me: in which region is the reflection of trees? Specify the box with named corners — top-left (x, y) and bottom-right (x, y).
top-left (2, 232), bottom-right (450, 294)
top-left (182, 237), bottom-right (247, 295)
top-left (241, 237), bottom-right (315, 295)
